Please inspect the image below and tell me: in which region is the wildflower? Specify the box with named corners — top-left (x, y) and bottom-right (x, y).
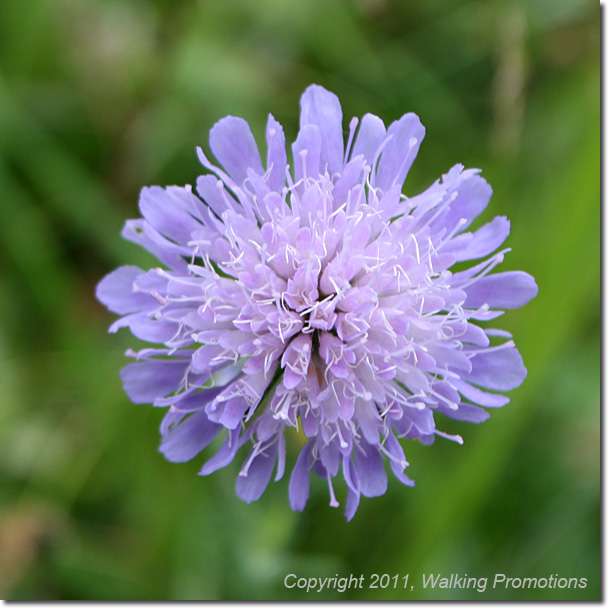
top-left (96, 85), bottom-right (537, 519)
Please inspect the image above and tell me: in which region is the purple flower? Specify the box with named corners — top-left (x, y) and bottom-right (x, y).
top-left (96, 85), bottom-right (537, 520)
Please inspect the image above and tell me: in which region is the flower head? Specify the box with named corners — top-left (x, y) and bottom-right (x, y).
top-left (97, 85), bottom-right (537, 519)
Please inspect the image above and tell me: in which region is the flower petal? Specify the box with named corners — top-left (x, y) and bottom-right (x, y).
top-left (199, 428), bottom-right (242, 476)
top-left (436, 173), bottom-right (492, 234)
top-left (344, 488), bottom-right (360, 521)
top-left (354, 441), bottom-right (387, 497)
top-left (300, 85), bottom-right (344, 175)
top-left (111, 314), bottom-right (178, 344)
top-left (139, 186), bottom-right (202, 245)
top-left (437, 402), bottom-right (491, 423)
top-left (451, 377), bottom-right (510, 407)
top-left (355, 400), bottom-right (382, 445)
top-left (196, 174), bottom-right (240, 217)
top-left (292, 124), bottom-right (321, 183)
top-left (160, 409), bottom-right (221, 463)
top-left (375, 113), bottom-right (425, 191)
top-left (121, 219), bottom-right (189, 271)
top-left (275, 432), bottom-right (286, 482)
top-left (350, 113), bottom-right (386, 166)
top-left (465, 344), bottom-right (527, 391)
top-left (385, 432), bottom-right (415, 487)
top-left (289, 441), bottom-right (313, 511)
top-left (451, 216), bottom-right (511, 262)
top-left (266, 114), bottom-right (287, 192)
top-left (319, 441), bottom-right (340, 477)
top-left (236, 442), bottom-right (278, 503)
top-left (209, 116), bottom-right (264, 184)
top-left (342, 453), bottom-right (359, 494)
top-left (121, 359), bottom-right (188, 404)
top-left (464, 271), bottom-right (539, 310)
top-left (96, 266), bottom-right (153, 314)
top-left (404, 406), bottom-right (436, 435)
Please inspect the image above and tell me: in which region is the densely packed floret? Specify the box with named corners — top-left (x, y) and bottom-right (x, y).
top-left (97, 85), bottom-right (537, 519)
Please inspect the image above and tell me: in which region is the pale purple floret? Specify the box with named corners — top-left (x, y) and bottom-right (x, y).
top-left (96, 85), bottom-right (537, 520)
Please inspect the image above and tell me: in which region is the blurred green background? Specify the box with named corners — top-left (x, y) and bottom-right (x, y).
top-left (0, 0), bottom-right (599, 601)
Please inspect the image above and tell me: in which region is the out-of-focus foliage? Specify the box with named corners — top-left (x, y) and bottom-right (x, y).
top-left (0, 0), bottom-right (599, 601)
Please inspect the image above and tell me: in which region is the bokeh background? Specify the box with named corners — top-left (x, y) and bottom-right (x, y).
top-left (0, 0), bottom-right (599, 601)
